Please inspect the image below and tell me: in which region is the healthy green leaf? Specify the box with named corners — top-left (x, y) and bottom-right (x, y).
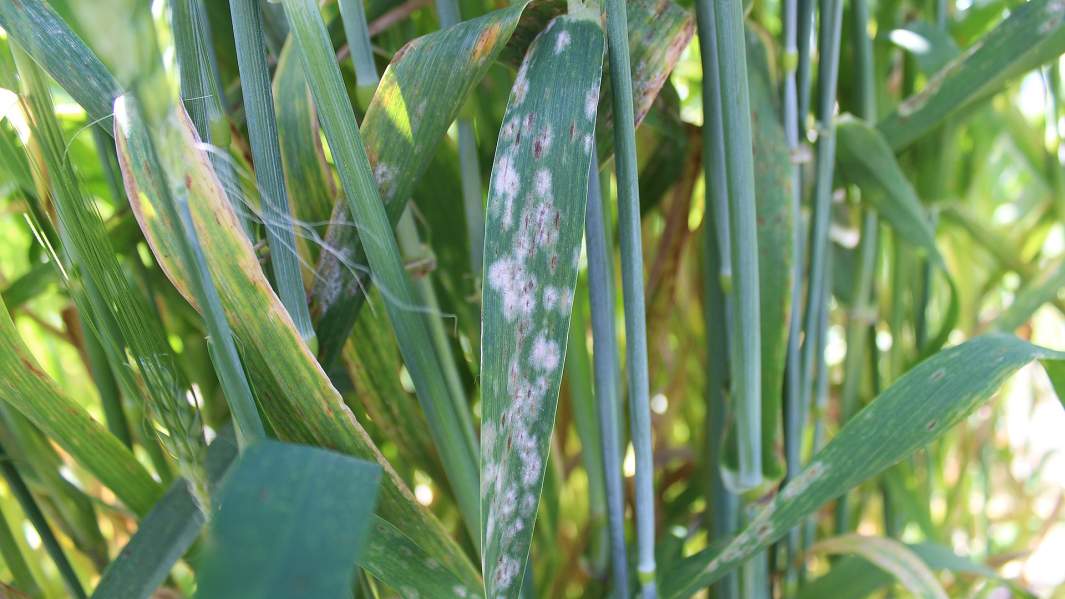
top-left (661, 334), bottom-right (1065, 598)
top-left (480, 13), bottom-right (604, 598)
top-left (195, 440), bottom-right (381, 599)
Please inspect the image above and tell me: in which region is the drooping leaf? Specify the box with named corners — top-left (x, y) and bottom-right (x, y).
top-left (480, 13), bottom-right (604, 598)
top-left (195, 441), bottom-right (381, 599)
top-left (661, 334), bottom-right (1065, 598)
top-left (113, 101), bottom-right (480, 591)
top-left (877, 0), bottom-right (1065, 150)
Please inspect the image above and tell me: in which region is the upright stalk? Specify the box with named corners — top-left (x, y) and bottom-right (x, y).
top-left (695, 0), bottom-right (739, 594)
top-left (712, 0), bottom-right (764, 490)
top-left (781, 0), bottom-right (808, 584)
top-left (228, 0), bottom-right (315, 349)
top-left (585, 153), bottom-right (630, 598)
top-left (434, 0), bottom-right (486, 274)
top-left (799, 0), bottom-right (844, 431)
top-left (338, 0), bottom-right (378, 103)
top-left (604, 0), bottom-right (656, 591)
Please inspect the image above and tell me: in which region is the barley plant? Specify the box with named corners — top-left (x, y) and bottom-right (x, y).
top-left (0, 0), bottom-right (1063, 596)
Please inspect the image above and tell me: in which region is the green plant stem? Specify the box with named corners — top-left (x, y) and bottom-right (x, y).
top-left (799, 0), bottom-right (844, 436)
top-left (694, 0), bottom-right (739, 594)
top-left (781, 0), bottom-right (807, 586)
top-left (712, 0), bottom-right (764, 491)
top-left (584, 154), bottom-right (630, 598)
top-left (338, 0), bottom-right (379, 102)
top-left (79, 318), bottom-right (131, 448)
top-left (604, 0), bottom-right (656, 591)
top-left (228, 0), bottom-right (316, 349)
top-left (0, 441), bottom-right (84, 598)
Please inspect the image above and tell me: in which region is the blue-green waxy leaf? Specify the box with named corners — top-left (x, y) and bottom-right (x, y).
top-left (195, 441), bottom-right (381, 599)
top-left (661, 334), bottom-right (1065, 598)
top-left (480, 14), bottom-right (604, 599)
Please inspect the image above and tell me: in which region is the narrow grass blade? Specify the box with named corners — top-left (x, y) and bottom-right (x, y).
top-left (113, 100), bottom-right (480, 590)
top-left (796, 542), bottom-right (1034, 599)
top-left (195, 441), bottom-right (381, 599)
top-left (90, 432), bottom-right (238, 599)
top-left (311, 2), bottom-right (530, 368)
top-left (273, 38), bottom-right (336, 231)
top-left (0, 294), bottom-right (161, 516)
top-left (809, 535), bottom-right (947, 599)
top-left (279, 0), bottom-right (481, 543)
top-left (990, 256), bottom-right (1065, 331)
top-left (228, 0), bottom-right (316, 347)
top-left (480, 14), bottom-right (604, 597)
top-left (877, 0), bottom-right (1065, 150)
top-left (13, 42), bottom-right (209, 490)
top-left (661, 334), bottom-right (1065, 598)
top-left (0, 441), bottom-right (84, 598)
top-left (0, 0), bottom-right (119, 130)
top-left (0, 500), bottom-right (39, 597)
top-left (170, 0), bottom-right (253, 236)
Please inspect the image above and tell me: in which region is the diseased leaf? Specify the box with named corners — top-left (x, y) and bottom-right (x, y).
top-left (113, 101), bottom-right (480, 591)
top-left (661, 335), bottom-right (1065, 598)
top-left (480, 13), bottom-right (604, 598)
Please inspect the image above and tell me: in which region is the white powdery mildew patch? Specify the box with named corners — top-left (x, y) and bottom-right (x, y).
top-left (452, 585), bottom-right (470, 598)
top-left (583, 133), bottom-right (593, 155)
top-left (512, 61), bottom-right (530, 106)
top-left (493, 151), bottom-right (521, 229)
top-left (534, 169), bottom-right (552, 197)
top-left (493, 554), bottom-right (520, 591)
top-left (542, 286), bottom-right (559, 310)
top-left (487, 256), bottom-right (537, 321)
top-left (521, 492), bottom-right (538, 516)
top-left (373, 162), bottom-right (396, 193)
top-left (530, 335), bottom-right (560, 372)
top-left (780, 461), bottom-right (827, 500)
top-left (554, 30), bottom-right (571, 54)
top-left (584, 88), bottom-right (599, 120)
top-left (533, 126), bottom-right (553, 158)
